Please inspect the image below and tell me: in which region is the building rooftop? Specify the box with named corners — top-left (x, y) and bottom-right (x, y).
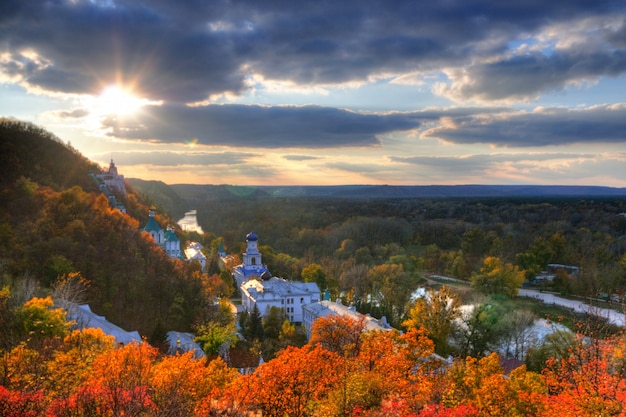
top-left (185, 242), bottom-right (206, 260)
top-left (304, 300), bottom-right (391, 332)
top-left (241, 277), bottom-right (320, 302)
top-left (64, 303), bottom-right (142, 345)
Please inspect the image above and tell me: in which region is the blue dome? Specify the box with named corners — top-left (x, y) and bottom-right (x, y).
top-left (246, 232), bottom-right (258, 241)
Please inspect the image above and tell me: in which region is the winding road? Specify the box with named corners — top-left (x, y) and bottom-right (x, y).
top-left (519, 289), bottom-right (626, 327)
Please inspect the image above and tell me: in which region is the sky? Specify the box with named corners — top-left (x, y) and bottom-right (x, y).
top-left (2, 0), bottom-right (626, 186)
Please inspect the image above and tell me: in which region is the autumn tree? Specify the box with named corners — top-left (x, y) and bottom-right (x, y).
top-left (321, 327), bottom-right (440, 415)
top-left (442, 353), bottom-right (547, 417)
top-left (14, 296), bottom-right (69, 347)
top-left (542, 334), bottom-right (626, 416)
top-left (49, 342), bottom-right (158, 417)
top-left (309, 314), bottom-right (366, 357)
top-left (149, 351), bottom-right (214, 416)
top-left (403, 285), bottom-right (461, 357)
top-left (0, 386), bottom-right (45, 417)
top-left (471, 257), bottom-right (524, 297)
top-left (51, 272), bottom-right (90, 310)
top-left (339, 263), bottom-right (369, 303)
top-left (44, 328), bottom-right (116, 399)
top-left (244, 345), bottom-right (341, 417)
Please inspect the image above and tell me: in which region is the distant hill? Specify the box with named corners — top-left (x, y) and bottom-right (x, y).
top-left (160, 184), bottom-right (626, 203)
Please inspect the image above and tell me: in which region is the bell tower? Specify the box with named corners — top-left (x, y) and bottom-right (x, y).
top-left (242, 232), bottom-right (262, 268)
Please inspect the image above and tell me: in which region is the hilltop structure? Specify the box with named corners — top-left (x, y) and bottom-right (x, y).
top-left (91, 158), bottom-right (126, 212)
top-left (142, 209), bottom-right (184, 259)
top-left (96, 158), bottom-right (126, 197)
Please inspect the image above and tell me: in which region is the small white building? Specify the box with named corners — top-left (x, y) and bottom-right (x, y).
top-left (185, 242), bottom-right (207, 272)
top-left (240, 277), bottom-right (321, 323)
top-left (302, 299), bottom-right (392, 339)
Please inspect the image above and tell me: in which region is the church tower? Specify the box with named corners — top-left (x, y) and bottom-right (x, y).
top-left (242, 232), bottom-right (262, 268)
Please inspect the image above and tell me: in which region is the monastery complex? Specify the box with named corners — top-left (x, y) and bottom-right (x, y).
top-left (86, 161), bottom-right (391, 354)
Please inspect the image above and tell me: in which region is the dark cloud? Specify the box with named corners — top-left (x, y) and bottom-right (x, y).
top-left (101, 104), bottom-right (421, 148)
top-left (440, 49), bottom-right (626, 102)
top-left (1, 0), bottom-right (623, 102)
top-left (422, 105), bottom-right (626, 147)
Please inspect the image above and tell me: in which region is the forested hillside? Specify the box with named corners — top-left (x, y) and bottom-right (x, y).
top-left (0, 120), bottom-right (212, 338)
top-left (0, 119), bottom-right (100, 192)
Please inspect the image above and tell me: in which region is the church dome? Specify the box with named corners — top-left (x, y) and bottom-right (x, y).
top-left (246, 232), bottom-right (258, 242)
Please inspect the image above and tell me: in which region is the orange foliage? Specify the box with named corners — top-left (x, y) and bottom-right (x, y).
top-left (243, 345), bottom-right (341, 417)
top-left (150, 351), bottom-right (215, 415)
top-left (309, 313), bottom-right (366, 357)
top-left (542, 336), bottom-right (626, 416)
top-left (0, 386), bottom-right (45, 417)
top-left (442, 353), bottom-right (547, 417)
top-left (7, 305), bottom-right (626, 417)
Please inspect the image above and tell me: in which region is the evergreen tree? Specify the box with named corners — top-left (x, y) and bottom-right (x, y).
top-left (243, 304), bottom-right (264, 342)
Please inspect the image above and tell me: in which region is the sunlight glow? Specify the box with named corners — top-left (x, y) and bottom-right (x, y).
top-left (86, 85), bottom-right (161, 117)
top-left (97, 86), bottom-right (145, 115)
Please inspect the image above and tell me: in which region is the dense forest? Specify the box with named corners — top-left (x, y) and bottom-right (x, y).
top-left (186, 191), bottom-right (626, 302)
top-left (4, 119), bottom-right (626, 416)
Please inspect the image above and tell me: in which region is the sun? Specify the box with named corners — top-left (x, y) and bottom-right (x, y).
top-left (92, 85), bottom-right (151, 117)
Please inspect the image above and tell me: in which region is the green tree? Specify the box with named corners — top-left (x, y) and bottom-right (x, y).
top-left (456, 300), bottom-right (507, 358)
top-left (403, 285), bottom-right (461, 356)
top-left (262, 306), bottom-right (285, 340)
top-left (242, 303), bottom-right (264, 342)
top-left (368, 263), bottom-right (418, 327)
top-left (302, 263), bottom-right (327, 291)
top-left (471, 257), bottom-right (524, 297)
top-left (195, 321), bottom-right (238, 356)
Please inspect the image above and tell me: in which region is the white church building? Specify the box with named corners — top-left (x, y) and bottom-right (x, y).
top-left (234, 232), bottom-right (321, 323)
top-left (142, 209), bottom-right (184, 259)
top-left (241, 277), bottom-right (320, 323)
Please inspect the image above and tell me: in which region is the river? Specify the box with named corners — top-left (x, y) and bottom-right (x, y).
top-left (177, 210), bottom-right (204, 234)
